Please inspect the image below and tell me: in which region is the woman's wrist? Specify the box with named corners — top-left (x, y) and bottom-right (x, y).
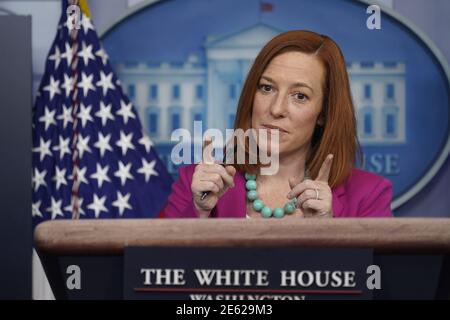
top-left (193, 203), bottom-right (212, 218)
top-left (316, 211), bottom-right (333, 218)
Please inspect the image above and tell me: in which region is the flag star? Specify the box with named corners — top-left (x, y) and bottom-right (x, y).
top-left (114, 161), bottom-right (134, 186)
top-left (57, 104), bottom-right (73, 129)
top-left (94, 132), bottom-right (113, 157)
top-left (96, 71), bottom-right (115, 96)
top-left (52, 136), bottom-right (71, 160)
top-left (64, 198), bottom-right (85, 216)
top-left (81, 14), bottom-right (95, 35)
top-left (48, 46), bottom-right (62, 69)
top-left (116, 131), bottom-right (135, 156)
top-left (33, 137), bottom-right (52, 161)
top-left (70, 166), bottom-right (89, 186)
top-left (43, 76), bottom-right (61, 100)
top-left (95, 101), bottom-right (115, 126)
top-left (88, 194), bottom-right (108, 218)
top-left (138, 159), bottom-right (158, 182)
top-left (32, 168), bottom-right (47, 192)
top-left (116, 100), bottom-right (136, 124)
top-left (77, 103), bottom-right (94, 128)
top-left (90, 164), bottom-right (111, 188)
top-left (139, 134), bottom-right (153, 153)
top-left (77, 42), bottom-right (95, 66)
top-left (32, 200), bottom-right (43, 218)
top-left (61, 42), bottom-right (73, 66)
top-left (95, 47), bottom-right (109, 65)
top-left (46, 197), bottom-right (64, 220)
top-left (61, 74), bottom-right (74, 97)
top-left (77, 134), bottom-right (92, 159)
top-left (52, 166), bottom-right (68, 190)
top-left (38, 107), bottom-right (57, 131)
top-left (112, 191), bottom-right (132, 216)
top-left (77, 72), bottom-right (95, 97)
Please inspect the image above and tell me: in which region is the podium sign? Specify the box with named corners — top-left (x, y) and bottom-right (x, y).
top-left (34, 219), bottom-right (450, 300)
top-left (124, 247), bottom-right (373, 300)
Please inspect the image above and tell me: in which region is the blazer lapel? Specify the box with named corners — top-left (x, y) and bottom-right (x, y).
top-left (216, 170), bottom-right (247, 218)
top-left (332, 183), bottom-right (346, 217)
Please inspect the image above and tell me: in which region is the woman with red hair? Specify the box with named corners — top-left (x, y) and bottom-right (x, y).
top-left (163, 30), bottom-right (392, 219)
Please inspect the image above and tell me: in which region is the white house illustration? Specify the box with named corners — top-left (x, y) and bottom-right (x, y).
top-left (349, 61), bottom-right (406, 144)
top-left (113, 23), bottom-right (406, 172)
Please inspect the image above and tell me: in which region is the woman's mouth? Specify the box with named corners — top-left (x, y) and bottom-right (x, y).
top-left (261, 124), bottom-right (289, 134)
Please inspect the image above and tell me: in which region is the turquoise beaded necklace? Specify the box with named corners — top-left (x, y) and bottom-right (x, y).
top-left (245, 171), bottom-right (308, 219)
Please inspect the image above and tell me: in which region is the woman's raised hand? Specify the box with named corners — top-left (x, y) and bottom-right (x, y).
top-left (287, 154), bottom-right (334, 218)
top-left (191, 137), bottom-right (236, 217)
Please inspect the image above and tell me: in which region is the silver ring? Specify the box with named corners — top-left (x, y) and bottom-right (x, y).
top-left (315, 188), bottom-right (319, 200)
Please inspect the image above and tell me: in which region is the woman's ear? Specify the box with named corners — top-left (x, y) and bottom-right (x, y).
top-left (317, 115), bottom-right (325, 126)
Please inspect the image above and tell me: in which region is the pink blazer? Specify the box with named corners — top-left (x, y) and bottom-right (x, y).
top-left (162, 164), bottom-right (393, 218)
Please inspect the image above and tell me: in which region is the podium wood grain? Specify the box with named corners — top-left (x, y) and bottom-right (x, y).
top-left (34, 218), bottom-right (450, 254)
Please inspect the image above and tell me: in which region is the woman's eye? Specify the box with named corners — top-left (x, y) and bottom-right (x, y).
top-left (258, 84), bottom-right (272, 93)
top-left (295, 93), bottom-right (308, 102)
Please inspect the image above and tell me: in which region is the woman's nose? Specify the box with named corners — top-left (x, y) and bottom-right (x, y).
top-left (269, 93), bottom-right (288, 118)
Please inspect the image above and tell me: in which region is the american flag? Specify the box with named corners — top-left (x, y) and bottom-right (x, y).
top-left (32, 0), bottom-right (173, 226)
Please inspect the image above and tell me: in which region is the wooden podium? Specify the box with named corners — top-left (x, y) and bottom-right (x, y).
top-left (34, 218), bottom-right (450, 300)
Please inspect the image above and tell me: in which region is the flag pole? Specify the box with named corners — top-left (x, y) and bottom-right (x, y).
top-left (68, 0), bottom-right (81, 219)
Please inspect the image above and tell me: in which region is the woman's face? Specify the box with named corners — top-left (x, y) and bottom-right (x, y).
top-left (251, 51), bottom-right (325, 157)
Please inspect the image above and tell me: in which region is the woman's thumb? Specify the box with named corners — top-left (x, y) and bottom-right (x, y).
top-left (225, 165), bottom-right (236, 176)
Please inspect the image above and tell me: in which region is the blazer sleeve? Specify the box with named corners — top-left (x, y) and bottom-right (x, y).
top-left (162, 165), bottom-right (201, 218)
top-left (358, 178), bottom-right (393, 217)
